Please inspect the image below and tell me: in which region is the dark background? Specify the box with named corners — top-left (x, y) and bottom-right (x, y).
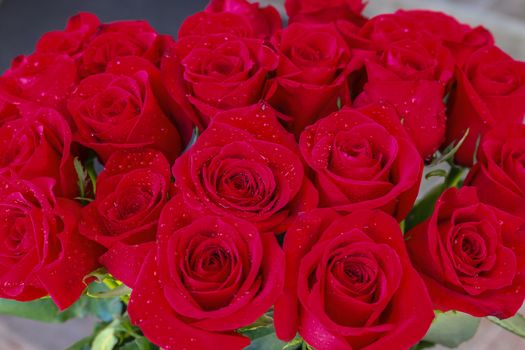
top-left (0, 0), bottom-right (210, 71)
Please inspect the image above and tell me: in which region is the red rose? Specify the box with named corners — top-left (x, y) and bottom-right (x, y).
top-left (0, 102), bottom-right (77, 197)
top-left (266, 22), bottom-right (362, 134)
top-left (180, 0), bottom-right (282, 40)
top-left (173, 103), bottom-right (318, 232)
top-left (446, 46), bottom-right (525, 166)
top-left (78, 20), bottom-right (165, 77)
top-left (126, 194), bottom-right (284, 350)
top-left (406, 186), bottom-right (525, 318)
top-left (465, 124), bottom-right (525, 219)
top-left (162, 34), bottom-right (278, 127)
top-left (299, 105), bottom-right (422, 221)
top-left (0, 52), bottom-right (78, 114)
top-left (393, 10), bottom-right (493, 66)
top-left (80, 149), bottom-right (172, 248)
top-left (353, 22), bottom-right (454, 159)
top-left (67, 58), bottom-right (182, 163)
top-left (0, 172), bottom-right (103, 309)
top-left (285, 0), bottom-right (367, 26)
top-left (36, 13), bottom-right (101, 57)
top-left (274, 209), bottom-right (434, 349)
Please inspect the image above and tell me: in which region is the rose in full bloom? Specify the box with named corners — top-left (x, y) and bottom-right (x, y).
top-left (0, 172), bottom-right (103, 309)
top-left (465, 124), bottom-right (525, 219)
top-left (173, 103), bottom-right (318, 232)
top-left (179, 0), bottom-right (281, 40)
top-left (80, 149), bottom-right (172, 249)
top-left (162, 34), bottom-right (278, 127)
top-left (275, 209), bottom-right (434, 350)
top-left (406, 187), bottom-right (525, 318)
top-left (67, 57), bottom-right (182, 162)
top-left (285, 0), bottom-right (367, 26)
top-left (265, 22), bottom-right (362, 134)
top-left (446, 46), bottom-right (525, 166)
top-left (36, 12), bottom-right (101, 57)
top-left (127, 194), bottom-right (284, 350)
top-left (0, 102), bottom-right (77, 197)
top-left (299, 105), bottom-right (422, 221)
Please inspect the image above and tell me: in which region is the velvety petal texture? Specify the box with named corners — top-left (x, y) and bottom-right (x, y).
top-left (300, 105), bottom-right (422, 221)
top-left (68, 60), bottom-right (182, 162)
top-left (80, 148), bottom-right (172, 248)
top-left (0, 172), bottom-right (103, 310)
top-left (285, 0), bottom-right (367, 26)
top-left (162, 33), bottom-right (278, 127)
top-left (275, 209), bottom-right (434, 349)
top-left (465, 124), bottom-right (525, 219)
top-left (406, 187), bottom-right (525, 318)
top-left (173, 103), bottom-right (318, 232)
top-left (127, 194), bottom-right (285, 350)
top-left (446, 46), bottom-right (525, 166)
top-left (266, 22), bottom-right (363, 134)
top-left (0, 102), bottom-right (77, 197)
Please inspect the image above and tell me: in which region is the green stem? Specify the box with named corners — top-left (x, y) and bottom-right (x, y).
top-left (405, 166), bottom-right (465, 232)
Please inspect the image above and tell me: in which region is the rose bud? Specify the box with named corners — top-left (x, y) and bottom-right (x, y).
top-left (406, 186), bottom-right (525, 318)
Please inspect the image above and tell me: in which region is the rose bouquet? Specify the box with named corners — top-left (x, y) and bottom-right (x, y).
top-left (1, 0), bottom-right (525, 349)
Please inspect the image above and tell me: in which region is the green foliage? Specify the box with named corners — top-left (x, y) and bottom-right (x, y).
top-left (423, 311), bottom-right (480, 348)
top-left (488, 313), bottom-right (525, 339)
top-left (241, 312), bottom-right (304, 350)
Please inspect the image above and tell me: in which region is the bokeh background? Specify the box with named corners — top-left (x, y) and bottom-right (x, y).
top-left (0, 0), bottom-right (524, 349)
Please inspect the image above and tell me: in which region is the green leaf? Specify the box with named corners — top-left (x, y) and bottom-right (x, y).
top-left (67, 336), bottom-right (93, 350)
top-left (92, 320), bottom-right (119, 350)
top-left (430, 129), bottom-right (469, 166)
top-left (0, 297), bottom-right (88, 323)
top-left (88, 284), bottom-right (132, 299)
top-left (423, 311), bottom-right (480, 348)
top-left (405, 184), bottom-right (443, 233)
top-left (85, 157), bottom-right (98, 194)
top-left (425, 169), bottom-right (447, 180)
top-left (240, 314), bottom-right (274, 332)
top-left (488, 313), bottom-right (525, 338)
top-left (282, 336), bottom-right (303, 350)
top-left (405, 166), bottom-right (465, 232)
top-left (336, 97), bottom-right (342, 110)
top-left (244, 331), bottom-right (287, 350)
top-left (183, 127), bottom-right (200, 153)
top-left (410, 340), bottom-right (435, 350)
top-left (118, 337), bottom-right (158, 350)
top-left (74, 157), bottom-right (88, 198)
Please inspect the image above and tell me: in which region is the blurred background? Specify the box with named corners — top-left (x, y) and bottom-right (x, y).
top-left (0, 0), bottom-right (524, 349)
